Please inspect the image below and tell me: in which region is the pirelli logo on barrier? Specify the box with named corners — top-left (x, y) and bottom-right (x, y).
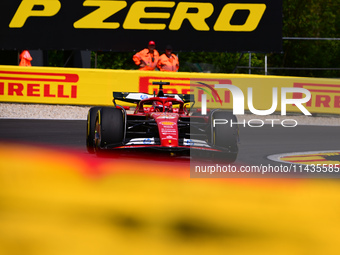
top-left (0, 0), bottom-right (282, 52)
top-left (0, 71), bottom-right (79, 99)
top-left (293, 83), bottom-right (340, 109)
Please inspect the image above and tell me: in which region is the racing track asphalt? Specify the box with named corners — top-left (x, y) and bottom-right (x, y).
top-left (0, 119), bottom-right (339, 167)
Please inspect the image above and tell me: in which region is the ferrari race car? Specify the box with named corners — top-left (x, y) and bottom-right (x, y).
top-left (86, 82), bottom-right (239, 162)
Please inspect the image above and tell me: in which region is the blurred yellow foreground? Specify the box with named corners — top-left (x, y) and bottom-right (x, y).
top-left (0, 142), bottom-right (339, 255)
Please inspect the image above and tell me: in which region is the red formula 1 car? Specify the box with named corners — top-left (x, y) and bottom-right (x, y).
top-left (86, 82), bottom-right (239, 162)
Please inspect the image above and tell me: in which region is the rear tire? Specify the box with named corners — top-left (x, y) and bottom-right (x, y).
top-left (95, 107), bottom-right (124, 150)
top-left (86, 107), bottom-right (101, 153)
top-left (210, 110), bottom-right (239, 162)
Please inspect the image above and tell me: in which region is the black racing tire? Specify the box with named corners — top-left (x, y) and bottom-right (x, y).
top-left (86, 106), bottom-right (101, 153)
top-left (210, 110), bottom-right (239, 162)
top-left (95, 107), bottom-right (124, 150)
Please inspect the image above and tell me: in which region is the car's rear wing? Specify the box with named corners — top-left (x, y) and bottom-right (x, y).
top-left (176, 94), bottom-right (194, 103)
top-left (113, 92), bottom-right (152, 103)
top-left (112, 92), bottom-right (194, 104)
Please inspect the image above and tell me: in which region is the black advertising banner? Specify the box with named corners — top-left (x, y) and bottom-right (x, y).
top-left (0, 0), bottom-right (282, 52)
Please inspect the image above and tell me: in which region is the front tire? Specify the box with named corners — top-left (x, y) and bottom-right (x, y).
top-left (86, 107), bottom-right (101, 153)
top-left (94, 107), bottom-right (125, 151)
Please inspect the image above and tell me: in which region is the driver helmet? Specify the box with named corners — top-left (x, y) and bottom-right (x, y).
top-left (164, 101), bottom-right (173, 112)
top-left (153, 101), bottom-right (163, 111)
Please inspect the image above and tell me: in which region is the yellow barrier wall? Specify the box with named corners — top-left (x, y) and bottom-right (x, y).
top-left (0, 65), bottom-right (339, 114)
